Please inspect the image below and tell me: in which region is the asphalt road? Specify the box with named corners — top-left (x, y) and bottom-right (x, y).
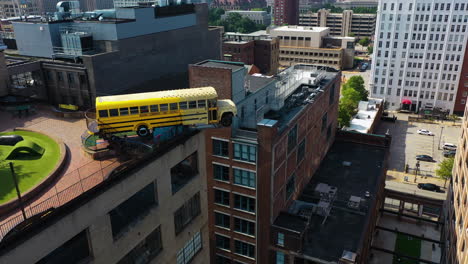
top-left (385, 181), bottom-right (447, 200)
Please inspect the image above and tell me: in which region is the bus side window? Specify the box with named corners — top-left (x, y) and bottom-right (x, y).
top-left (179, 102), bottom-right (188, 110)
top-left (109, 109), bottom-right (119, 117)
top-left (119, 108), bottom-right (129, 116)
top-left (140, 106), bottom-right (149, 113)
top-left (150, 105), bottom-right (158, 112)
top-left (98, 110), bottom-right (109, 118)
top-left (170, 103), bottom-right (178, 111)
top-left (208, 99), bottom-right (217, 108)
top-left (198, 100), bottom-right (206, 108)
top-left (160, 104), bottom-right (168, 112)
top-left (188, 101), bottom-right (197, 109)
top-left (130, 107), bottom-right (139, 115)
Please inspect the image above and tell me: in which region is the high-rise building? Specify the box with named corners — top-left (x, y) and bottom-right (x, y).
top-left (369, 0), bottom-right (468, 114)
top-left (0, 0), bottom-right (39, 18)
top-left (444, 104), bottom-right (468, 264)
top-left (453, 42), bottom-right (468, 115)
top-left (273, 0), bottom-right (299, 26)
top-left (299, 8), bottom-right (377, 38)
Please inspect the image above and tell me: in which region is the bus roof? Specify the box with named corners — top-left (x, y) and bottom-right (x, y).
top-left (96, 87), bottom-right (218, 104)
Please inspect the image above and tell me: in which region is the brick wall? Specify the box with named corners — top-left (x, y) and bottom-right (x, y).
top-left (188, 65), bottom-right (233, 100)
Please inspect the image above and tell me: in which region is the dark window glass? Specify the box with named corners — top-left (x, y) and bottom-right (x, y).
top-left (171, 152), bottom-right (198, 194)
top-left (216, 255), bottom-right (231, 264)
top-left (329, 84), bottom-right (335, 105)
top-left (233, 168), bottom-right (255, 188)
top-left (214, 164), bottom-right (229, 181)
top-left (322, 113), bottom-right (328, 132)
top-left (99, 110), bottom-right (109, 118)
top-left (174, 192), bottom-right (201, 235)
top-left (214, 189), bottom-right (230, 206)
top-left (109, 109), bottom-right (119, 117)
top-left (140, 106), bottom-right (149, 113)
top-left (234, 240), bottom-right (255, 258)
top-left (287, 125), bottom-right (298, 153)
top-left (130, 107), bottom-right (139, 115)
top-left (234, 217), bottom-right (255, 236)
top-left (37, 231), bottom-right (90, 264)
top-left (297, 139), bottom-right (305, 163)
top-left (286, 174), bottom-right (295, 200)
top-left (216, 235), bottom-right (230, 250)
top-left (160, 104), bottom-right (168, 112)
top-left (119, 108), bottom-right (129, 116)
top-left (170, 103), bottom-right (178, 111)
top-left (213, 140), bottom-right (229, 157)
top-left (179, 102), bottom-right (188, 110)
top-left (198, 100), bottom-right (206, 108)
top-left (150, 105), bottom-right (158, 112)
top-left (189, 101), bottom-right (197, 109)
top-left (233, 143), bottom-right (256, 162)
top-left (117, 226), bottom-right (162, 264)
top-left (110, 183), bottom-right (156, 238)
top-left (215, 212), bottom-right (230, 228)
top-left (234, 194), bottom-right (255, 213)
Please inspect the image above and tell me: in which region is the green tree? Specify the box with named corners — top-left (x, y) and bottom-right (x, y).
top-left (448, 114), bottom-right (460, 124)
top-left (436, 157), bottom-right (454, 187)
top-left (358, 37), bottom-right (370, 46)
top-left (208, 8), bottom-right (225, 25)
top-left (367, 46), bottom-right (373, 54)
top-left (351, 7), bottom-right (377, 14)
top-left (338, 101), bottom-right (354, 127)
top-left (346, 76), bottom-right (368, 101)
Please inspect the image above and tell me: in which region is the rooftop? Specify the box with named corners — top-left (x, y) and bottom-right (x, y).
top-left (274, 140), bottom-right (387, 261)
top-left (195, 60), bottom-right (245, 72)
top-left (272, 25), bottom-right (329, 33)
top-left (245, 74), bottom-right (275, 92)
top-left (343, 98), bottom-right (383, 134)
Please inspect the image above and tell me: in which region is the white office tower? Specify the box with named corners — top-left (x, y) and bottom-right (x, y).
top-left (370, 0), bottom-right (468, 113)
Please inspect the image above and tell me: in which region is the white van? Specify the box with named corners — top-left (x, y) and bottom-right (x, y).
top-left (443, 143), bottom-right (457, 151)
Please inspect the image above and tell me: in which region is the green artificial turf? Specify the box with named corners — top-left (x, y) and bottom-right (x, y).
top-left (393, 233), bottom-right (422, 264)
top-left (0, 131), bottom-right (61, 204)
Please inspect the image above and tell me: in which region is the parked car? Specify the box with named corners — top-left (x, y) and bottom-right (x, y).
top-left (360, 63), bottom-right (369, 71)
top-left (443, 143), bottom-right (457, 151)
top-left (0, 135), bottom-right (23, 146)
top-left (417, 183), bottom-right (441, 192)
top-left (417, 129), bottom-right (434, 136)
top-left (416, 155), bottom-right (434, 162)
top-left (443, 150), bottom-right (457, 157)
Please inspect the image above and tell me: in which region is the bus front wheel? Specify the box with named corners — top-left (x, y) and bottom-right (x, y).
top-left (137, 125), bottom-right (151, 138)
top-left (221, 113), bottom-right (233, 127)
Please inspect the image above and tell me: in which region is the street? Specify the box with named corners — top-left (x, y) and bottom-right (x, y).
top-left (385, 181), bottom-right (447, 200)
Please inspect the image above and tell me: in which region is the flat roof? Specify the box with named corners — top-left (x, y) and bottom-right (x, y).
top-left (246, 74), bottom-right (275, 93)
top-left (273, 26), bottom-right (329, 33)
top-left (274, 140), bottom-right (386, 261)
top-left (196, 60), bottom-right (245, 71)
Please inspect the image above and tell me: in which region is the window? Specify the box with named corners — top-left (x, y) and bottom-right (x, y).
top-left (329, 84), bottom-right (335, 104)
top-left (277, 233), bottom-right (285, 246)
top-left (234, 217), bottom-right (255, 236)
top-left (119, 108), bottom-right (129, 116)
top-left (140, 106), bottom-right (149, 113)
top-left (216, 235), bottom-right (231, 250)
top-left (286, 174), bottom-right (295, 200)
top-left (179, 102), bottom-right (188, 110)
top-left (117, 226), bottom-right (162, 264)
top-left (176, 232), bottom-right (202, 264)
top-left (287, 125), bottom-right (298, 153)
top-left (234, 240), bottom-right (255, 259)
top-left (160, 104), bottom-right (168, 112)
top-left (36, 230), bottom-right (90, 264)
top-left (99, 110), bottom-right (109, 118)
top-left (171, 152), bottom-right (198, 194)
top-left (198, 100), bottom-right (206, 108)
top-left (321, 113), bottom-right (328, 132)
top-left (234, 194), bottom-right (255, 213)
top-left (170, 103), bottom-right (178, 111)
top-left (213, 139), bottom-right (229, 157)
top-left (276, 252), bottom-right (285, 264)
top-left (109, 109), bottom-right (119, 117)
top-left (214, 189), bottom-right (230, 206)
top-left (234, 143), bottom-right (256, 162)
top-left (233, 168), bottom-right (256, 188)
top-left (110, 183), bottom-right (157, 238)
top-left (174, 192), bottom-right (201, 235)
top-left (130, 106), bottom-right (139, 115)
top-left (214, 164), bottom-right (229, 182)
top-left (215, 212), bottom-right (230, 229)
top-left (150, 105), bottom-right (158, 112)
top-left (297, 140), bottom-right (305, 163)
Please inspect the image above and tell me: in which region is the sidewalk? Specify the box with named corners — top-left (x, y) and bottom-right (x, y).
top-left (387, 170), bottom-right (448, 189)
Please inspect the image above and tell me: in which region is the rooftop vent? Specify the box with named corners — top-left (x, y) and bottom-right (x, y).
top-left (340, 250), bottom-right (357, 263)
top-left (347, 196), bottom-right (360, 209)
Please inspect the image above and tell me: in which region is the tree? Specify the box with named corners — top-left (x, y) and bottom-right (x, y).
top-left (448, 114), bottom-right (460, 124)
top-left (208, 8), bottom-right (225, 25)
top-left (358, 37), bottom-right (370, 47)
top-left (436, 157), bottom-right (454, 187)
top-left (338, 101), bottom-right (353, 127)
top-left (367, 46), bottom-right (373, 54)
top-left (346, 76), bottom-right (368, 101)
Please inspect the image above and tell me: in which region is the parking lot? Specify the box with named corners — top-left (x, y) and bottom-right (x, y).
top-left (376, 113), bottom-right (461, 174)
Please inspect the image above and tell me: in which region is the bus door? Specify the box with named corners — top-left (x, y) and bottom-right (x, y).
top-left (208, 99), bottom-right (217, 123)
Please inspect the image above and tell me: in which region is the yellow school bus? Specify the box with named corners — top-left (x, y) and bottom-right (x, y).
top-left (95, 87), bottom-right (237, 137)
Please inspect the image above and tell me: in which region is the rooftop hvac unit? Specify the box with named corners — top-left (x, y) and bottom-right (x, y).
top-left (347, 196), bottom-right (361, 209)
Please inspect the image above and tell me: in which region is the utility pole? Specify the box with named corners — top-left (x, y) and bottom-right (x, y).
top-left (438, 126), bottom-right (444, 150)
top-left (9, 162), bottom-right (27, 220)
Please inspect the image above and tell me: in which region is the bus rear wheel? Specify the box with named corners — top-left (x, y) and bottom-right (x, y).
top-left (137, 125), bottom-right (151, 138)
top-left (221, 113), bottom-right (233, 127)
